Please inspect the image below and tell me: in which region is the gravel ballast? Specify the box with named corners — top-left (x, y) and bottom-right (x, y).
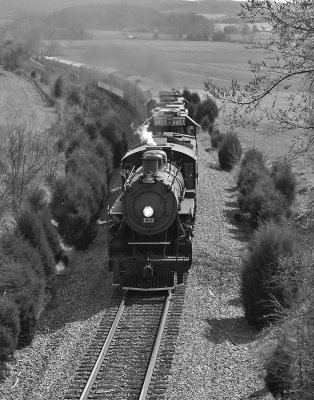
top-left (165, 132), bottom-right (273, 400)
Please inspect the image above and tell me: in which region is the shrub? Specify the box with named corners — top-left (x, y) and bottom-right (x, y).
top-left (241, 220), bottom-right (295, 328)
top-left (182, 88), bottom-right (192, 103)
top-left (190, 92), bottom-right (201, 104)
top-left (218, 132), bottom-right (242, 171)
top-left (212, 31), bottom-right (226, 41)
top-left (66, 85), bottom-right (82, 106)
top-left (15, 207), bottom-right (56, 292)
top-left (27, 185), bottom-right (51, 212)
top-left (53, 75), bottom-right (64, 98)
top-left (270, 160), bottom-right (296, 206)
top-left (210, 126), bottom-right (225, 149)
top-left (1, 233), bottom-right (44, 279)
top-left (26, 185), bottom-right (65, 264)
top-left (193, 98), bottom-right (219, 124)
top-left (74, 220), bottom-right (98, 250)
top-left (0, 298), bottom-right (20, 360)
top-left (15, 294), bottom-right (37, 347)
top-left (94, 140), bottom-right (113, 185)
top-left (51, 174), bottom-right (95, 248)
top-left (201, 115), bottom-right (211, 131)
top-left (264, 339), bottom-right (293, 398)
top-left (238, 174), bottom-right (288, 227)
top-left (237, 148), bottom-right (267, 194)
top-left (66, 150), bottom-right (107, 209)
top-left (84, 121), bottom-right (99, 140)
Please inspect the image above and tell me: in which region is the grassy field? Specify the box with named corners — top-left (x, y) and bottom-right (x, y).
top-left (50, 32), bottom-right (265, 94)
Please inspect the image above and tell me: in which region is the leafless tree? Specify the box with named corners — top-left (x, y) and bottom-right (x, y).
top-left (205, 0), bottom-right (314, 153)
top-left (0, 118), bottom-right (60, 213)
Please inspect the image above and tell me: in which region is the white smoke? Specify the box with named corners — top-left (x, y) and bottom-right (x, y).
top-left (137, 123), bottom-right (156, 146)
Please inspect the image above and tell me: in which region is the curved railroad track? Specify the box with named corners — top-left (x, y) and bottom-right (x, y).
top-left (64, 283), bottom-right (186, 400)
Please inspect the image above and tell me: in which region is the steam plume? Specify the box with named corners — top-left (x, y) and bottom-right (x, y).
top-left (137, 124), bottom-right (156, 146)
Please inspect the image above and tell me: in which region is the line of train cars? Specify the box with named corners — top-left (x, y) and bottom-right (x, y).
top-left (35, 56), bottom-right (200, 290)
top-left (36, 56), bottom-right (163, 119)
top-left (109, 91), bottom-right (200, 290)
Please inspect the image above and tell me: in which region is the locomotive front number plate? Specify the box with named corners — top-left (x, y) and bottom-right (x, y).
top-left (143, 218), bottom-right (154, 223)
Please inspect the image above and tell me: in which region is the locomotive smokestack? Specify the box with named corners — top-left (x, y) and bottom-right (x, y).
top-left (142, 151), bottom-right (163, 176)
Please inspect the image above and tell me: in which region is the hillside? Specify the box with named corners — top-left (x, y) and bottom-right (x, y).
top-left (0, 0), bottom-right (242, 18)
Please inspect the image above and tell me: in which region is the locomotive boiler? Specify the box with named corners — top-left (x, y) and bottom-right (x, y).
top-left (109, 93), bottom-right (199, 290)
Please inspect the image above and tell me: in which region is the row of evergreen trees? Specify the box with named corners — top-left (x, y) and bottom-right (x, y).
top-left (227, 146), bottom-right (314, 398)
top-left (0, 71), bottom-right (131, 361)
top-left (202, 115), bottom-right (311, 397)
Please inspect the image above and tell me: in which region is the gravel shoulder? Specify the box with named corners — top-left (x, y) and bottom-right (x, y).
top-left (165, 131), bottom-right (272, 400)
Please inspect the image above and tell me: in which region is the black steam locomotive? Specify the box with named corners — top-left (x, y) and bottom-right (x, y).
top-left (108, 91), bottom-right (199, 290)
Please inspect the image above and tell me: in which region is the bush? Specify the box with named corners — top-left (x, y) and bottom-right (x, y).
top-left (270, 160), bottom-right (296, 206)
top-left (15, 208), bottom-right (56, 293)
top-left (1, 233), bottom-right (45, 279)
top-left (238, 174), bottom-right (288, 227)
top-left (237, 148), bottom-right (267, 194)
top-left (26, 185), bottom-right (65, 264)
top-left (0, 298), bottom-right (20, 360)
top-left (193, 98), bottom-right (219, 124)
top-left (241, 221), bottom-right (295, 328)
top-left (94, 140), bottom-right (113, 185)
top-left (190, 92), bottom-right (201, 104)
top-left (218, 132), bottom-right (242, 171)
top-left (84, 121), bottom-right (99, 140)
top-left (15, 294), bottom-right (37, 347)
top-left (264, 339), bottom-right (293, 398)
top-left (210, 126), bottom-right (225, 149)
top-left (200, 115), bottom-right (211, 131)
top-left (66, 149), bottom-right (107, 209)
top-left (53, 75), bottom-right (64, 98)
top-left (67, 85), bottom-right (82, 106)
top-left (51, 174), bottom-right (94, 248)
top-left (212, 31), bottom-right (226, 41)
top-left (182, 88), bottom-right (192, 103)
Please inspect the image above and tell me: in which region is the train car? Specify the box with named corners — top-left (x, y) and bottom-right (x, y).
top-left (40, 56), bottom-right (158, 120)
top-left (108, 95), bottom-right (199, 290)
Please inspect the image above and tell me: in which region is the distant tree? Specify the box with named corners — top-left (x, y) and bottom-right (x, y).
top-left (241, 23), bottom-right (251, 41)
top-left (224, 25), bottom-right (239, 40)
top-left (212, 30), bottom-right (226, 42)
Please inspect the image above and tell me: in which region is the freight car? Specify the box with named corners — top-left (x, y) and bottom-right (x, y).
top-left (109, 93), bottom-right (199, 290)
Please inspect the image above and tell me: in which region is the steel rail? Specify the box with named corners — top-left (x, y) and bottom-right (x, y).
top-left (139, 289), bottom-right (172, 400)
top-left (79, 292), bottom-right (127, 400)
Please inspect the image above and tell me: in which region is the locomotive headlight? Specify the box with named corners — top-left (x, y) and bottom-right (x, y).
top-left (143, 206), bottom-right (154, 218)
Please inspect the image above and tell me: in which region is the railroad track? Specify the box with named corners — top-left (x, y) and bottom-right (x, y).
top-left (64, 284), bottom-right (185, 400)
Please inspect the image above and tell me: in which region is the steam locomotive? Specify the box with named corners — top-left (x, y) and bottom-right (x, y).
top-left (109, 91), bottom-right (199, 290)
